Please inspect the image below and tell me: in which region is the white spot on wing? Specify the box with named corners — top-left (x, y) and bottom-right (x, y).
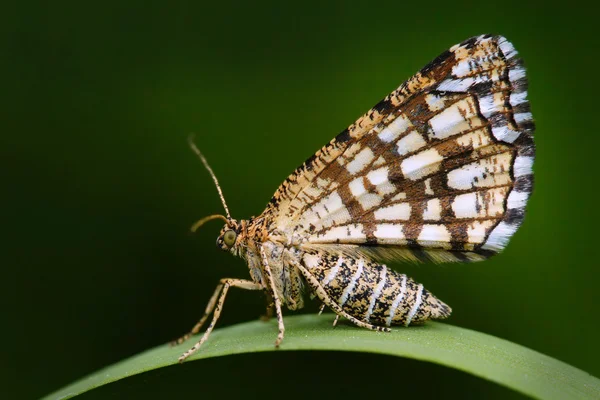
top-left (436, 77), bottom-right (475, 92)
top-left (513, 156), bottom-right (533, 177)
top-left (346, 147), bottom-right (375, 174)
top-left (349, 177), bottom-right (365, 196)
top-left (316, 208), bottom-right (352, 231)
top-left (455, 129), bottom-right (492, 149)
top-left (452, 59), bottom-right (472, 78)
top-left (418, 224), bottom-right (451, 243)
top-left (300, 192), bottom-right (347, 226)
top-left (452, 192), bottom-right (479, 218)
top-left (374, 223), bottom-right (405, 244)
top-left (482, 221), bottom-right (518, 252)
top-left (510, 91), bottom-right (528, 106)
top-left (478, 94), bottom-right (496, 117)
top-left (429, 103), bottom-right (469, 140)
top-left (423, 198), bottom-right (442, 221)
top-left (375, 182), bottom-right (396, 196)
top-left (401, 149), bottom-right (444, 181)
top-left (514, 112), bottom-right (533, 124)
top-left (509, 66), bottom-right (526, 82)
top-left (311, 224), bottom-right (366, 244)
top-left (447, 153), bottom-right (513, 190)
top-left (374, 202), bottom-right (411, 221)
top-left (367, 167), bottom-right (388, 186)
top-left (429, 97), bottom-right (482, 141)
top-left (323, 192), bottom-right (344, 211)
top-left (357, 193), bottom-right (383, 211)
top-left (391, 192), bottom-right (406, 201)
top-left (396, 131), bottom-right (427, 156)
top-left (424, 178), bottom-right (434, 195)
top-left (466, 220), bottom-right (496, 244)
top-left (506, 190), bottom-right (529, 210)
top-left (425, 94), bottom-right (445, 111)
top-left (378, 114), bottom-right (412, 143)
top-left (498, 37), bottom-right (518, 60)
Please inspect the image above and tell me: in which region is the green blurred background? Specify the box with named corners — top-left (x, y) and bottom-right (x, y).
top-left (3, 1), bottom-right (599, 399)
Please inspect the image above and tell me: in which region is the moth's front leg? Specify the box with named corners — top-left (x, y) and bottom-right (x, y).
top-left (260, 245), bottom-right (285, 348)
top-left (171, 282), bottom-right (224, 346)
top-left (176, 278), bottom-right (262, 363)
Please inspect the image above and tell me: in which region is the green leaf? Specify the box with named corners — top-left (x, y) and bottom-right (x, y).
top-left (43, 314), bottom-right (599, 400)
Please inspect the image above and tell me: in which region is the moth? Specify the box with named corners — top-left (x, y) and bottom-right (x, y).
top-left (174, 34), bottom-right (535, 363)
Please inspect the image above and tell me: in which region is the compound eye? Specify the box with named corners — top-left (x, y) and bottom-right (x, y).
top-left (223, 230), bottom-right (237, 247)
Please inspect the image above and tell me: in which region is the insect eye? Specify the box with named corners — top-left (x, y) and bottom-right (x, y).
top-left (223, 230), bottom-right (237, 247)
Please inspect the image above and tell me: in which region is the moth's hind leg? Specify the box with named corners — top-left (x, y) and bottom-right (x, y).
top-left (260, 293), bottom-right (274, 322)
top-left (293, 261), bottom-right (390, 333)
top-left (318, 304), bottom-right (341, 327)
top-left (318, 303), bottom-right (326, 315)
top-left (176, 278), bottom-right (262, 363)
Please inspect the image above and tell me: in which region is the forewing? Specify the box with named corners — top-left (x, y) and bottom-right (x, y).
top-left (265, 35), bottom-right (534, 263)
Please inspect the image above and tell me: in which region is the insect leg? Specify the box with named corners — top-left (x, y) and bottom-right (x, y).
top-left (260, 293), bottom-right (274, 322)
top-left (260, 245), bottom-right (285, 348)
top-left (332, 315), bottom-right (340, 327)
top-left (293, 260), bottom-right (390, 333)
top-left (171, 282), bottom-right (224, 346)
top-left (318, 303), bottom-right (326, 315)
top-left (178, 278), bottom-right (261, 363)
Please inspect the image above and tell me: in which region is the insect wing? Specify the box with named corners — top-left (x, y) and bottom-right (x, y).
top-left (267, 35), bottom-right (534, 263)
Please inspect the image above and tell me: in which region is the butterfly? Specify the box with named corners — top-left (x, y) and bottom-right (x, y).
top-left (173, 34), bottom-right (534, 363)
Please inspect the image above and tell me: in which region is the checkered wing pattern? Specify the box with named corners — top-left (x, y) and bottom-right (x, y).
top-left (266, 35), bottom-right (534, 263)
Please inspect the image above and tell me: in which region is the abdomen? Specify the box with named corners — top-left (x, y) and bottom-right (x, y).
top-left (301, 251), bottom-right (451, 326)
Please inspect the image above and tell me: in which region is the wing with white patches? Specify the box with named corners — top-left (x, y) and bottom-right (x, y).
top-left (264, 35), bottom-right (534, 263)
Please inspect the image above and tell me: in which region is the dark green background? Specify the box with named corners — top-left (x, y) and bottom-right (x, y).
top-left (4, 1), bottom-right (599, 399)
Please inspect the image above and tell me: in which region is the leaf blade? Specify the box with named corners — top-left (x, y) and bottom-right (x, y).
top-left (42, 315), bottom-right (600, 400)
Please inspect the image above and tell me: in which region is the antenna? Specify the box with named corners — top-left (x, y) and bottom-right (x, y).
top-left (188, 134), bottom-right (231, 219)
top-left (190, 214), bottom-right (228, 233)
